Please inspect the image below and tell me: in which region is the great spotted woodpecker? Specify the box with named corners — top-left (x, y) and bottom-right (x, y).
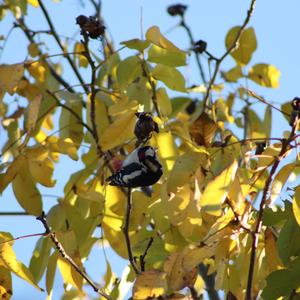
top-left (107, 146), bottom-right (163, 187)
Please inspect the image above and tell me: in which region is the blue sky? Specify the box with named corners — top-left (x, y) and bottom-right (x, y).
top-left (1, 0), bottom-right (300, 299)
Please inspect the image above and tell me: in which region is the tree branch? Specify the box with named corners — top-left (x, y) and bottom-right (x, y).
top-left (122, 188), bottom-right (140, 274)
top-left (37, 0), bottom-right (89, 94)
top-left (245, 116), bottom-right (298, 299)
top-left (198, 263), bottom-right (220, 300)
top-left (140, 237), bottom-right (154, 272)
top-left (36, 212), bottom-right (111, 299)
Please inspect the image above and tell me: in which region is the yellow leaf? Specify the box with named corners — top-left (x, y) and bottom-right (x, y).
top-left (25, 94), bottom-right (42, 132)
top-left (27, 61), bottom-right (47, 83)
top-left (269, 163), bottom-right (295, 205)
top-left (227, 175), bottom-right (246, 215)
top-left (264, 228), bottom-right (284, 272)
top-left (46, 252), bottom-right (58, 296)
top-left (255, 143), bottom-right (282, 171)
top-left (152, 64), bottom-right (186, 92)
top-left (0, 155), bottom-right (26, 193)
top-left (153, 131), bottom-right (178, 172)
top-left (100, 110), bottom-right (136, 151)
top-left (27, 151), bottom-right (55, 187)
top-left (164, 251), bottom-right (197, 291)
top-left (57, 256), bottom-right (83, 291)
top-left (199, 160), bottom-right (238, 216)
top-left (0, 233), bottom-right (41, 290)
top-left (223, 65), bottom-right (243, 82)
top-left (156, 87), bottom-right (172, 116)
top-left (167, 151), bottom-right (206, 193)
top-left (0, 63), bottom-right (24, 95)
top-left (225, 26), bottom-right (257, 66)
top-left (12, 162), bottom-right (43, 216)
top-left (121, 38), bottom-right (150, 52)
top-left (73, 42), bottom-right (88, 68)
top-left (146, 26), bottom-right (182, 52)
top-left (293, 185), bottom-right (300, 227)
top-left (47, 136), bottom-right (78, 160)
top-left (117, 56), bottom-right (142, 91)
top-left (148, 44), bottom-right (186, 67)
top-left (132, 270), bottom-right (167, 299)
top-left (248, 63), bottom-right (280, 88)
top-left (0, 266), bottom-right (12, 299)
top-left (182, 244), bottom-right (216, 271)
top-left (28, 0), bottom-right (39, 7)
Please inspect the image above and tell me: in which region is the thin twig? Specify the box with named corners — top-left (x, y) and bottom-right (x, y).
top-left (245, 118), bottom-right (298, 299)
top-left (37, 0), bottom-right (89, 94)
top-left (46, 89), bottom-right (94, 135)
top-left (0, 232), bottom-right (46, 245)
top-left (245, 88), bottom-right (290, 117)
top-left (140, 237), bottom-right (154, 272)
top-left (36, 212), bottom-right (111, 299)
top-left (80, 30), bottom-right (102, 157)
top-left (180, 16), bottom-right (206, 83)
top-left (122, 188), bottom-right (140, 274)
top-left (15, 19), bottom-right (76, 93)
top-left (197, 0), bottom-right (256, 115)
top-left (0, 212), bottom-right (29, 216)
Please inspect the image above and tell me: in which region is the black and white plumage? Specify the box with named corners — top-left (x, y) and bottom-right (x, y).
top-left (107, 146), bottom-right (163, 188)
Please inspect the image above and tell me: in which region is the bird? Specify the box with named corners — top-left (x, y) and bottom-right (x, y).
top-left (106, 146), bottom-right (163, 188)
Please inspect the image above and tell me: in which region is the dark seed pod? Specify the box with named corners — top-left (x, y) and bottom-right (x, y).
top-left (76, 15), bottom-right (105, 39)
top-left (193, 40), bottom-right (207, 54)
top-left (134, 112), bottom-right (159, 144)
top-left (167, 4), bottom-right (187, 17)
top-left (76, 15), bottom-right (88, 26)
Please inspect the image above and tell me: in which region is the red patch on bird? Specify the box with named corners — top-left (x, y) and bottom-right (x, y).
top-left (111, 157), bottom-right (123, 172)
top-left (138, 150), bottom-right (146, 161)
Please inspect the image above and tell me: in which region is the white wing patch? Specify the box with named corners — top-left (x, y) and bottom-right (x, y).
top-left (123, 169), bottom-right (143, 184)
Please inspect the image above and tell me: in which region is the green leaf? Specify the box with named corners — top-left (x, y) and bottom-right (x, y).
top-left (12, 162), bottom-right (43, 216)
top-left (263, 105), bottom-right (272, 138)
top-left (121, 38), bottom-right (150, 52)
top-left (293, 185), bottom-right (300, 227)
top-left (116, 56), bottom-right (142, 91)
top-left (248, 63), bottom-right (280, 88)
top-left (170, 97), bottom-right (191, 118)
top-left (225, 26), bottom-right (257, 66)
top-left (152, 64), bottom-right (186, 92)
top-left (58, 92), bottom-right (83, 148)
top-left (277, 212), bottom-right (300, 265)
top-left (262, 257), bottom-right (300, 300)
top-left (29, 237), bottom-right (52, 282)
top-left (46, 252), bottom-right (58, 296)
top-left (199, 160), bottom-right (238, 216)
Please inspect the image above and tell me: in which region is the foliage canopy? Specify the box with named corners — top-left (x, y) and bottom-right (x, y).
top-left (0, 0), bottom-right (300, 299)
